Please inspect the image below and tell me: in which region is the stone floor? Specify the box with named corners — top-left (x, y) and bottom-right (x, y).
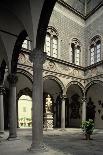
top-left (0, 128), bottom-right (103, 155)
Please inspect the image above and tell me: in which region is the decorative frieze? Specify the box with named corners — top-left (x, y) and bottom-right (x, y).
top-left (18, 51), bottom-right (103, 87)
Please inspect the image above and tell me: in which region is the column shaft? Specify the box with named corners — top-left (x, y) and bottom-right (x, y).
top-left (29, 49), bottom-right (46, 151)
top-left (82, 97), bottom-right (86, 121)
top-left (7, 74), bottom-right (18, 139)
top-left (61, 97), bottom-right (65, 128)
top-left (31, 65), bottom-right (43, 147)
top-left (0, 86), bottom-right (4, 133)
top-left (9, 85), bottom-right (17, 138)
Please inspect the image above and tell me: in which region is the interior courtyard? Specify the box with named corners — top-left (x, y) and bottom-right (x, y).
top-left (0, 0), bottom-right (103, 154)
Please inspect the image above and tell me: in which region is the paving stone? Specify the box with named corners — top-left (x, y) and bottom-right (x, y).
top-left (0, 128), bottom-right (103, 155)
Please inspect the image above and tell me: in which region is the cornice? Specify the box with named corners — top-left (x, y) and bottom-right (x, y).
top-left (84, 60), bottom-right (103, 71)
top-left (47, 56), bottom-right (84, 70)
top-left (57, 0), bottom-right (103, 20)
top-left (57, 0), bottom-right (85, 19)
top-left (85, 1), bottom-right (103, 20)
top-left (21, 49), bottom-right (103, 71)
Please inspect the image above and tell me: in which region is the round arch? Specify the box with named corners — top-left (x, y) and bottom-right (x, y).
top-left (11, 30), bottom-right (28, 74)
top-left (17, 68), bottom-right (33, 84)
top-left (43, 74), bottom-right (64, 128)
top-left (17, 88), bottom-right (32, 128)
top-left (66, 81), bottom-right (84, 128)
top-left (43, 75), bottom-right (65, 92)
top-left (90, 35), bottom-right (101, 44)
top-left (85, 80), bottom-right (103, 129)
top-left (17, 87), bottom-right (32, 101)
top-left (36, 0), bottom-right (57, 50)
top-left (0, 35), bottom-right (8, 67)
top-left (0, 59), bottom-right (6, 85)
top-left (47, 26), bottom-right (59, 37)
top-left (66, 81), bottom-right (84, 95)
top-left (85, 80), bottom-right (103, 95)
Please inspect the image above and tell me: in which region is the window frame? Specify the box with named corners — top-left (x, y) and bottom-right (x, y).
top-left (22, 38), bottom-right (31, 50)
top-left (71, 38), bottom-right (81, 66)
top-left (44, 27), bottom-right (58, 58)
top-left (90, 36), bottom-right (101, 65)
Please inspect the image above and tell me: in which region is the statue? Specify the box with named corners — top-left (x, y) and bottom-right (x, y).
top-left (45, 94), bottom-right (52, 113)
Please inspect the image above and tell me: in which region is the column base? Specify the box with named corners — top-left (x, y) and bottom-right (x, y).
top-left (59, 128), bottom-right (66, 131)
top-left (0, 131), bottom-right (4, 135)
top-left (44, 112), bottom-right (53, 130)
top-left (0, 131), bottom-right (4, 138)
top-left (0, 130), bottom-right (4, 133)
top-left (28, 143), bottom-right (48, 153)
top-left (43, 128), bottom-right (53, 131)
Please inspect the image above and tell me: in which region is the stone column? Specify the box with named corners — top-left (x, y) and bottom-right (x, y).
top-left (7, 74), bottom-right (18, 140)
top-left (0, 86), bottom-right (5, 134)
top-left (82, 94), bottom-right (86, 122)
top-left (29, 49), bottom-right (46, 152)
top-left (61, 95), bottom-right (66, 129)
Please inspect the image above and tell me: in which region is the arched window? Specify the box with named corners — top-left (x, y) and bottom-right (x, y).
top-left (22, 37), bottom-right (31, 50)
top-left (71, 38), bottom-right (81, 65)
top-left (90, 36), bottom-right (101, 65)
top-left (44, 27), bottom-right (58, 58)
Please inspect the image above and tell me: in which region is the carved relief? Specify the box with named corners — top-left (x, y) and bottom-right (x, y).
top-left (47, 61), bottom-right (56, 71)
top-left (91, 68), bottom-right (97, 76)
top-left (43, 60), bottom-right (56, 71)
top-left (18, 53), bottom-right (26, 64)
top-left (72, 69), bottom-right (79, 76)
top-left (18, 53), bottom-right (32, 66)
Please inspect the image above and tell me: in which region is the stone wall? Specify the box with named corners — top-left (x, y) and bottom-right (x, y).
top-left (48, 3), bottom-right (103, 68)
top-left (49, 3), bottom-right (86, 66)
top-left (85, 7), bottom-right (103, 66)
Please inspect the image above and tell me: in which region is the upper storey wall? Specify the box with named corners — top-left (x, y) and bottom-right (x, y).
top-left (48, 2), bottom-right (103, 68)
top-left (85, 6), bottom-right (103, 66)
top-left (48, 2), bottom-right (86, 67)
top-left (62, 0), bottom-right (85, 15)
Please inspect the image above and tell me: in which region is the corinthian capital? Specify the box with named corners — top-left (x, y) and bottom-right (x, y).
top-left (81, 96), bottom-right (87, 102)
top-left (7, 74), bottom-right (18, 85)
top-left (0, 85), bottom-right (5, 95)
top-left (29, 48), bottom-right (47, 68)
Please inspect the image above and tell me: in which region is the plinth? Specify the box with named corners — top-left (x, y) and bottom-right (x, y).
top-left (44, 112), bottom-right (53, 130)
